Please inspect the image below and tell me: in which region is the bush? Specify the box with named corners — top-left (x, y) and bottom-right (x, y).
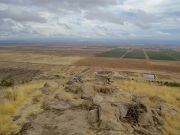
top-left (164, 82), bottom-right (180, 88)
top-left (0, 79), bottom-right (14, 87)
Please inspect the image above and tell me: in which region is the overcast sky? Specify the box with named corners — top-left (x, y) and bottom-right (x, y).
top-left (0, 0), bottom-right (180, 42)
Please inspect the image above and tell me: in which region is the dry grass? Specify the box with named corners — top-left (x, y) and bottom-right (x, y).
top-left (0, 52), bottom-right (82, 65)
top-left (0, 81), bottom-right (44, 135)
top-left (83, 131), bottom-right (96, 135)
top-left (113, 80), bottom-right (180, 135)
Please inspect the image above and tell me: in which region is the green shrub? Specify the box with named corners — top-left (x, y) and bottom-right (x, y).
top-left (0, 79), bottom-right (14, 87)
top-left (164, 82), bottom-right (180, 88)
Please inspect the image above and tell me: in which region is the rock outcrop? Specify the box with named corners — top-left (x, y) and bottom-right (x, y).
top-left (16, 73), bottom-right (166, 135)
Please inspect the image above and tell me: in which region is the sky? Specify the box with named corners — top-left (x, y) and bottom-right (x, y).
top-left (0, 0), bottom-right (180, 43)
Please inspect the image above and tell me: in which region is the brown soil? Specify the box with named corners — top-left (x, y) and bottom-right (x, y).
top-left (75, 57), bottom-right (180, 73)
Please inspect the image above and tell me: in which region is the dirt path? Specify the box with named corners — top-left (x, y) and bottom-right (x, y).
top-left (143, 49), bottom-right (149, 60)
top-left (121, 49), bottom-right (131, 58)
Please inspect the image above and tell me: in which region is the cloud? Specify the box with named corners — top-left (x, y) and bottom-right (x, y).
top-left (85, 9), bottom-right (124, 25)
top-left (31, 0), bottom-right (123, 11)
top-left (58, 23), bottom-right (71, 30)
top-left (0, 0), bottom-right (179, 40)
top-left (0, 6), bottom-right (46, 23)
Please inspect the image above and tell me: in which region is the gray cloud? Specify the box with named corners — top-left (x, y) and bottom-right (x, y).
top-left (0, 7), bottom-right (46, 23)
top-left (123, 10), bottom-right (158, 29)
top-left (85, 9), bottom-right (124, 25)
top-left (31, 0), bottom-right (124, 11)
top-left (0, 0), bottom-right (179, 40)
top-left (0, 19), bottom-right (41, 38)
top-left (1, 0), bottom-right (124, 12)
top-left (58, 23), bottom-right (71, 29)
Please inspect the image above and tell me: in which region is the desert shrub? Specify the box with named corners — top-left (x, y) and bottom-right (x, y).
top-left (164, 82), bottom-right (180, 88)
top-left (0, 79), bottom-right (14, 87)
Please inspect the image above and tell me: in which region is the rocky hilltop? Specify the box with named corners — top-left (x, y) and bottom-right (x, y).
top-left (13, 70), bottom-right (173, 135)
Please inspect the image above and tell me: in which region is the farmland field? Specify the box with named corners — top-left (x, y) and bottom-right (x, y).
top-left (161, 49), bottom-right (180, 60)
top-left (146, 51), bottom-right (176, 61)
top-left (123, 49), bottom-right (145, 59)
top-left (97, 48), bottom-right (180, 61)
top-left (97, 48), bottom-right (127, 58)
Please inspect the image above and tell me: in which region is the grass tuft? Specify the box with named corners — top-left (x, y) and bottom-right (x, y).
top-left (0, 80), bottom-right (44, 135)
top-left (0, 115), bottom-right (18, 135)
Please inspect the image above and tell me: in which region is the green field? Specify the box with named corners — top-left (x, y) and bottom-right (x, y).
top-left (97, 48), bottom-right (179, 61)
top-left (97, 48), bottom-right (127, 58)
top-left (146, 51), bottom-right (176, 61)
top-left (123, 50), bottom-right (145, 59)
top-left (161, 49), bottom-right (180, 60)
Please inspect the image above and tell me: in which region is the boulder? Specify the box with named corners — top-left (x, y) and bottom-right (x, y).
top-left (65, 84), bottom-right (82, 94)
top-left (44, 82), bottom-right (59, 88)
top-left (87, 109), bottom-right (99, 124)
top-left (138, 108), bottom-right (154, 126)
top-left (134, 126), bottom-right (153, 135)
top-left (98, 103), bottom-right (123, 131)
top-left (113, 102), bottom-right (129, 119)
top-left (93, 94), bottom-right (104, 105)
top-left (66, 76), bottom-right (83, 85)
top-left (81, 100), bottom-right (94, 110)
top-left (94, 85), bottom-right (115, 94)
top-left (81, 84), bottom-right (95, 99)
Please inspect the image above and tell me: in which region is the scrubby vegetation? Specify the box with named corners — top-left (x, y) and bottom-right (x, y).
top-left (163, 82), bottom-right (180, 88)
top-left (0, 79), bottom-right (14, 87)
top-left (113, 80), bottom-right (180, 135)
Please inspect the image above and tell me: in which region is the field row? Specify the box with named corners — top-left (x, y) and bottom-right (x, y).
top-left (97, 48), bottom-right (180, 61)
